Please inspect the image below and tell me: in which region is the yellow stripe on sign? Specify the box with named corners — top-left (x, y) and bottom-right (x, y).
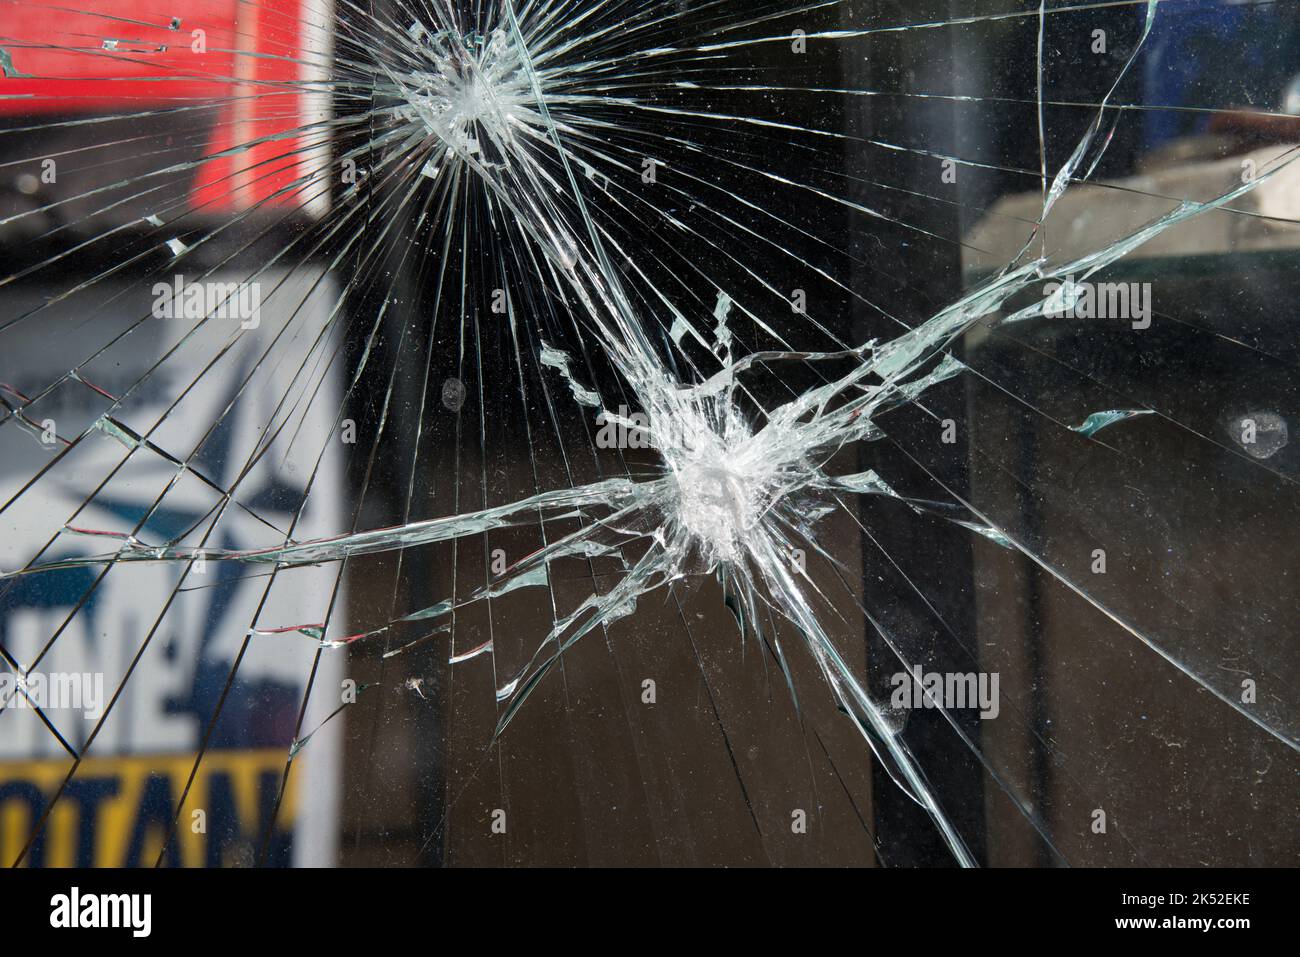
top-left (0, 750), bottom-right (298, 868)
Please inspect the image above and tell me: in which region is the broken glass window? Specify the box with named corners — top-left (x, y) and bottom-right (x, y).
top-left (0, 0), bottom-right (1296, 867)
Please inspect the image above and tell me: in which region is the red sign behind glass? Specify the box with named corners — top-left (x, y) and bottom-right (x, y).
top-left (0, 0), bottom-right (317, 210)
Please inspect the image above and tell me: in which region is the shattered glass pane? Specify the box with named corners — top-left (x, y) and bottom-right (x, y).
top-left (0, 0), bottom-right (1296, 867)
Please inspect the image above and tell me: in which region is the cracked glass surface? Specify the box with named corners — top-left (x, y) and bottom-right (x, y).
top-left (0, 0), bottom-right (1297, 867)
